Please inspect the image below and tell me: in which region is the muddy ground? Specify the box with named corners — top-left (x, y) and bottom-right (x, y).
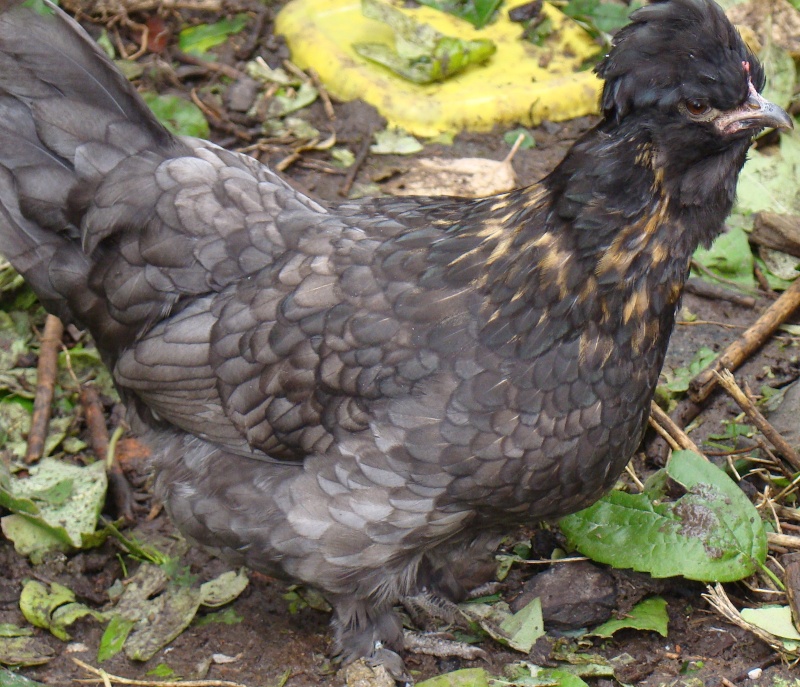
top-left (1, 2), bottom-right (800, 686)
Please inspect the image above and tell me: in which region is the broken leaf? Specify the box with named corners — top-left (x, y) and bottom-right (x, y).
top-left (590, 596), bottom-right (669, 637)
top-left (560, 450), bottom-right (767, 582)
top-left (0, 667), bottom-right (49, 687)
top-left (102, 563), bottom-right (249, 662)
top-left (385, 155), bottom-right (516, 197)
top-left (459, 598), bottom-right (544, 653)
top-left (245, 57), bottom-right (296, 86)
top-left (0, 626), bottom-right (53, 668)
top-left (354, 0), bottom-right (496, 84)
top-left (0, 458), bottom-right (107, 559)
top-left (142, 93), bottom-right (209, 139)
top-left (659, 346), bottom-right (716, 395)
top-left (740, 605), bottom-right (800, 647)
top-left (416, 667), bottom-right (490, 687)
top-left (498, 597), bottom-right (544, 653)
top-left (758, 246), bottom-right (800, 281)
top-left (264, 82), bottom-right (319, 118)
top-left (178, 15), bottom-right (248, 56)
top-left (97, 615), bottom-right (136, 663)
top-left (759, 34), bottom-right (796, 111)
top-left (417, 0), bottom-right (502, 29)
top-left (371, 128), bottom-right (423, 155)
top-left (199, 569), bottom-right (249, 608)
top-left (502, 661), bottom-right (593, 686)
top-left (692, 221), bottom-right (755, 287)
top-left (19, 581), bottom-right (103, 642)
top-left (736, 130), bottom-right (800, 217)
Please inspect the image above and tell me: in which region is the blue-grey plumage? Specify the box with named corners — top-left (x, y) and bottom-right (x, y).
top-left (0, 0), bottom-right (791, 679)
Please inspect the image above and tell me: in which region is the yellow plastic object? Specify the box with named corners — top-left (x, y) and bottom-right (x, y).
top-left (275, 0), bottom-right (603, 137)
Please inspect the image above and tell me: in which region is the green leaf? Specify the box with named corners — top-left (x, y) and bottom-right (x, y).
top-left (735, 131), bottom-right (800, 217)
top-left (0, 459), bottom-right (107, 559)
top-left (590, 596), bottom-right (669, 637)
top-left (193, 607), bottom-right (244, 627)
top-left (562, 0), bottom-right (641, 37)
top-left (141, 93), bottom-right (209, 139)
top-left (265, 82), bottom-right (318, 118)
top-left (560, 451), bottom-right (767, 582)
top-left (354, 0), bottom-right (496, 84)
top-left (741, 605), bottom-right (800, 648)
top-left (199, 569), bottom-right (249, 608)
top-left (371, 128), bottom-right (423, 155)
top-left (501, 661), bottom-right (593, 686)
top-left (146, 664), bottom-right (176, 678)
top-left (19, 581), bottom-right (103, 642)
top-left (20, 0), bottom-right (58, 16)
top-left (759, 38), bottom-right (797, 111)
top-left (416, 0), bottom-right (503, 29)
top-left (498, 597), bottom-right (544, 653)
top-left (692, 222), bottom-right (755, 287)
top-left (0, 666), bottom-right (49, 687)
top-left (660, 346), bottom-right (716, 395)
top-left (504, 128), bottom-right (535, 150)
top-left (0, 636), bottom-right (54, 667)
top-left (97, 615), bottom-right (135, 663)
top-left (106, 563), bottom-right (208, 662)
top-left (416, 668), bottom-right (490, 687)
top-left (178, 15), bottom-right (248, 56)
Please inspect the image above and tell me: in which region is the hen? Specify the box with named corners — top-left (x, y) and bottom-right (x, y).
top-left (0, 0), bottom-right (792, 678)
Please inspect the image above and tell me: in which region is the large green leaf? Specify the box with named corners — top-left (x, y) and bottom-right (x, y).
top-left (560, 451), bottom-right (767, 582)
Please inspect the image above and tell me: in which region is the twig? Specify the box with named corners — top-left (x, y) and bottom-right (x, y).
top-left (234, 5), bottom-right (269, 61)
top-left (72, 657), bottom-right (252, 686)
top-left (684, 277), bottom-right (756, 307)
top-left (308, 68), bottom-right (335, 121)
top-left (25, 315), bottom-right (64, 464)
top-left (677, 319), bottom-right (747, 330)
top-left (649, 401), bottom-right (704, 457)
top-left (625, 462), bottom-right (645, 491)
top-left (768, 532), bottom-right (800, 550)
top-left (80, 386), bottom-right (135, 522)
top-left (172, 49), bottom-right (244, 80)
top-left (713, 370), bottom-right (800, 472)
top-left (703, 583), bottom-right (797, 657)
top-left (339, 127), bottom-right (374, 197)
top-left (690, 276), bottom-right (800, 404)
top-left (784, 553), bottom-right (800, 631)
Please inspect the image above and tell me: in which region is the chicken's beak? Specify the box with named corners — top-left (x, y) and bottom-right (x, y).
top-left (715, 81), bottom-right (794, 136)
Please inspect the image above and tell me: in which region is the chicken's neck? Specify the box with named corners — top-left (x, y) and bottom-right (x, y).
top-left (441, 121), bottom-right (747, 360)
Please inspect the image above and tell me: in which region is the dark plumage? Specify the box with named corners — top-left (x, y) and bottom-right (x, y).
top-left (0, 0), bottom-right (791, 678)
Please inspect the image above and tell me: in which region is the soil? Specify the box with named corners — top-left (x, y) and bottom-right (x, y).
top-left (2, 3), bottom-right (800, 687)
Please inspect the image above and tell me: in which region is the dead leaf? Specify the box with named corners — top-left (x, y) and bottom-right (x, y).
top-left (385, 134), bottom-right (525, 198)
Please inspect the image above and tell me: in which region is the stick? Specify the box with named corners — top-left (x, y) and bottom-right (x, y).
top-left (339, 127), bottom-right (374, 197)
top-left (689, 276), bottom-right (800, 404)
top-left (649, 401), bottom-right (704, 457)
top-left (72, 657), bottom-right (251, 686)
top-left (768, 532), bottom-right (800, 550)
top-left (80, 386), bottom-right (135, 522)
top-left (684, 277), bottom-right (756, 308)
top-left (713, 370), bottom-right (800, 472)
top-left (25, 315), bottom-right (64, 464)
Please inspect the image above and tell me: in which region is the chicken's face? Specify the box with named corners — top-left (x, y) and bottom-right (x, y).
top-left (597, 0), bottom-right (792, 158)
top-left (590, 0), bottom-right (791, 233)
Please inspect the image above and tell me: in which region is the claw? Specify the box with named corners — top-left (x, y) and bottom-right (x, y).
top-left (364, 641), bottom-right (412, 685)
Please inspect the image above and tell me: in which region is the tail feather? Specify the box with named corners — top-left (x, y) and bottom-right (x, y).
top-left (0, 0), bottom-right (171, 154)
top-left (0, 0), bottom-right (184, 355)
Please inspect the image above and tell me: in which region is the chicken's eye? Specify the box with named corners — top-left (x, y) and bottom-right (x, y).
top-left (685, 99), bottom-right (711, 116)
